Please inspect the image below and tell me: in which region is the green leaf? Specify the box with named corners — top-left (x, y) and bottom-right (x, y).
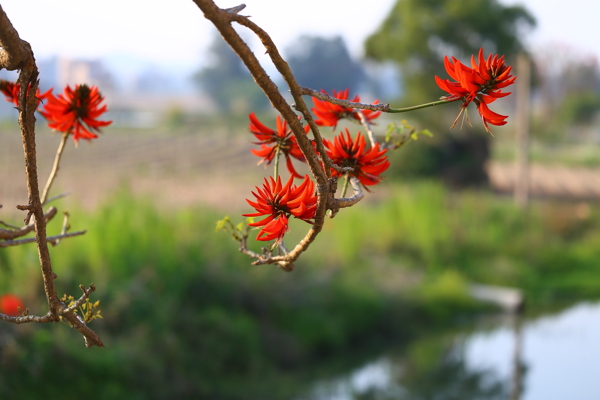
top-left (215, 216), bottom-right (230, 232)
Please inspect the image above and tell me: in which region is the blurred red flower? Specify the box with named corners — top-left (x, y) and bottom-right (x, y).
top-left (40, 84), bottom-right (111, 143)
top-left (435, 48), bottom-right (516, 133)
top-left (311, 89), bottom-right (381, 128)
top-left (243, 175), bottom-right (317, 243)
top-left (0, 79), bottom-right (50, 107)
top-left (0, 293), bottom-right (24, 317)
top-left (249, 112), bottom-right (310, 179)
top-left (324, 129), bottom-right (390, 188)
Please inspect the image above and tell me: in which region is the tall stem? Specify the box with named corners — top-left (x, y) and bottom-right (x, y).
top-left (273, 147), bottom-right (280, 179)
top-left (40, 132), bottom-right (68, 205)
top-left (340, 174), bottom-right (350, 198)
top-left (387, 98), bottom-right (458, 113)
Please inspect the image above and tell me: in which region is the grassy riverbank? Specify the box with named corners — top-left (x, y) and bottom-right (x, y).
top-left (1, 181), bottom-right (599, 398)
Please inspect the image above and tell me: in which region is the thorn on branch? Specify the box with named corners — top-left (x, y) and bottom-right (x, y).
top-left (223, 4), bottom-right (246, 14)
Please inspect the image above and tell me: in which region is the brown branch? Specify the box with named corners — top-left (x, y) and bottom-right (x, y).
top-left (0, 5), bottom-right (31, 71)
top-left (0, 310), bottom-right (56, 324)
top-left (329, 177), bottom-right (364, 214)
top-left (228, 18), bottom-right (335, 177)
top-left (0, 206), bottom-right (57, 240)
top-left (300, 87), bottom-right (391, 112)
top-left (193, 0), bottom-right (336, 270)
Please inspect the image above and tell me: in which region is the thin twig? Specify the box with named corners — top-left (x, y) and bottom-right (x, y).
top-left (44, 192), bottom-right (71, 205)
top-left (356, 110), bottom-right (377, 148)
top-left (300, 86), bottom-right (457, 113)
top-left (193, 0), bottom-right (334, 270)
top-left (61, 284), bottom-right (96, 315)
top-left (0, 230), bottom-right (86, 248)
top-left (300, 87), bottom-right (390, 112)
top-left (40, 132), bottom-right (69, 205)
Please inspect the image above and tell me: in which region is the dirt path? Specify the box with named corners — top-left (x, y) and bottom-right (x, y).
top-left (487, 161), bottom-right (600, 200)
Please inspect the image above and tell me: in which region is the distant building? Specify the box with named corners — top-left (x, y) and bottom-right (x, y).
top-left (0, 56), bottom-right (215, 126)
top-left (38, 57), bottom-right (116, 93)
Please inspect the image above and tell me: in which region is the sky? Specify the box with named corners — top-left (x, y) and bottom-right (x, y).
top-left (1, 0), bottom-right (599, 76)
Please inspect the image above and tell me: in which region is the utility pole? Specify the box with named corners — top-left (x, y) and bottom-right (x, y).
top-left (514, 53), bottom-right (531, 208)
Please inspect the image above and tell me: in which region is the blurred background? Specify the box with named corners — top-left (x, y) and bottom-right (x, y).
top-left (1, 0), bottom-right (600, 399)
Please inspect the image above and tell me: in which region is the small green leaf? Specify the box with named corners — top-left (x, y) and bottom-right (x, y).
top-left (215, 216), bottom-right (230, 232)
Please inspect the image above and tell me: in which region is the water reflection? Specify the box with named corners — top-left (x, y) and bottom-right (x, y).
top-left (305, 301), bottom-right (600, 400)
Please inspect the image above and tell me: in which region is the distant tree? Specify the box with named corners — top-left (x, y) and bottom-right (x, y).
top-left (193, 33), bottom-right (269, 113)
top-left (535, 47), bottom-right (600, 135)
top-left (365, 0), bottom-right (536, 104)
top-left (286, 35), bottom-right (365, 94)
top-left (364, 0), bottom-right (535, 186)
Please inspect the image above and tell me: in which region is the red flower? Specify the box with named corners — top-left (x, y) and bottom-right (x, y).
top-left (249, 112), bottom-right (310, 179)
top-left (0, 79), bottom-right (50, 107)
top-left (243, 175), bottom-right (317, 243)
top-left (435, 48), bottom-right (516, 133)
top-left (40, 84), bottom-right (111, 143)
top-left (311, 89), bottom-right (381, 128)
top-left (324, 129), bottom-right (390, 188)
top-left (0, 293), bottom-right (24, 317)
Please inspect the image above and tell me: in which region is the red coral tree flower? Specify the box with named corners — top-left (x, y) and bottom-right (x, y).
top-left (40, 84), bottom-right (112, 143)
top-left (435, 48), bottom-right (516, 133)
top-left (0, 79), bottom-right (50, 107)
top-left (0, 293), bottom-right (24, 317)
top-left (311, 89), bottom-right (381, 129)
top-left (324, 129), bottom-right (390, 188)
top-left (249, 112), bottom-right (310, 179)
top-left (243, 175), bottom-right (317, 243)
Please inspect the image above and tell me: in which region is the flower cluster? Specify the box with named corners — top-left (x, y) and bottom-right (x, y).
top-left (311, 89), bottom-right (381, 128)
top-left (0, 293), bottom-right (24, 317)
top-left (249, 112), bottom-right (309, 178)
top-left (324, 129), bottom-right (390, 188)
top-left (435, 48), bottom-right (516, 133)
top-left (243, 175), bottom-right (317, 243)
top-left (40, 84), bottom-right (112, 143)
top-left (240, 48), bottom-right (515, 247)
top-left (0, 81), bottom-right (112, 143)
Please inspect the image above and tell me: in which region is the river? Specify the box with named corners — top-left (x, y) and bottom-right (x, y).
top-left (301, 301), bottom-right (600, 400)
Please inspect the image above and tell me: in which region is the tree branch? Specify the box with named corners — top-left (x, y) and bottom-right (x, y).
top-left (193, 0), bottom-right (337, 270)
top-left (0, 7), bottom-right (103, 348)
top-left (0, 5), bottom-right (31, 71)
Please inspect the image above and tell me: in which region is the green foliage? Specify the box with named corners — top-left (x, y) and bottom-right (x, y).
top-left (365, 0), bottom-right (535, 104)
top-left (558, 91), bottom-right (600, 126)
top-left (60, 292), bottom-right (103, 325)
top-left (286, 35), bottom-right (366, 93)
top-left (3, 185), bottom-right (600, 397)
top-left (384, 119), bottom-right (432, 150)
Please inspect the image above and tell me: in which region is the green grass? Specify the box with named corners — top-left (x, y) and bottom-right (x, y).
top-left (2, 181), bottom-right (600, 398)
